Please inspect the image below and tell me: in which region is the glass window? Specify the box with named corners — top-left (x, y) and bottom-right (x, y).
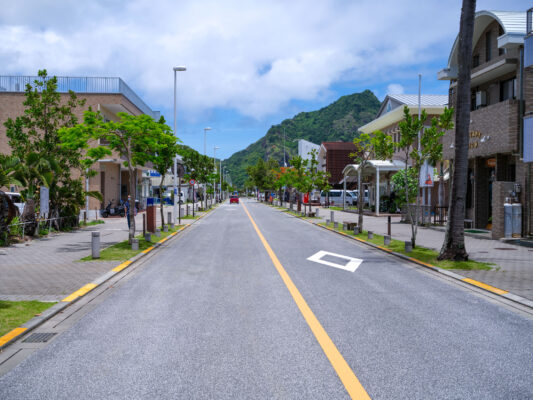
top-left (500, 78), bottom-right (516, 101)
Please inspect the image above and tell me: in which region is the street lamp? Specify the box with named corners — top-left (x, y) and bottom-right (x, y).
top-left (173, 66), bottom-right (187, 224)
top-left (213, 146), bottom-right (220, 203)
top-left (203, 127), bottom-right (212, 156)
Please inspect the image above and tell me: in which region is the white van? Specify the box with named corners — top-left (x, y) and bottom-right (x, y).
top-left (6, 192), bottom-right (25, 215)
top-left (348, 190), bottom-right (369, 205)
top-left (320, 190), bottom-right (356, 206)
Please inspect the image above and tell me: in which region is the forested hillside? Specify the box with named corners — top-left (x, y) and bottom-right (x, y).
top-left (224, 90), bottom-right (381, 187)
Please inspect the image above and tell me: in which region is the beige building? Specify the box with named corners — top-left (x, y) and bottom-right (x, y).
top-left (438, 10), bottom-right (532, 239)
top-left (0, 76), bottom-right (159, 217)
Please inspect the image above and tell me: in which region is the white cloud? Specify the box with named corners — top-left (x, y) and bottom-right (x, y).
top-left (387, 83), bottom-right (405, 95)
top-left (0, 0), bottom-right (526, 120)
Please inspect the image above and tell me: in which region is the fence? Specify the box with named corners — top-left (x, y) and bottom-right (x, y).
top-left (4, 215), bottom-right (80, 241)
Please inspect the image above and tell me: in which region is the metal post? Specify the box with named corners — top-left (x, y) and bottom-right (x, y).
top-left (91, 231), bottom-right (100, 259)
top-left (387, 215), bottom-right (391, 236)
top-left (143, 213), bottom-right (146, 237)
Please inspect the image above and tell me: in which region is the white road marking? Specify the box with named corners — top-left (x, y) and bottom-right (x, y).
top-left (307, 250), bottom-right (363, 272)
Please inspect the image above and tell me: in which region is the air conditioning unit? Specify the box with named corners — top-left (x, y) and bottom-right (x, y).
top-left (476, 91), bottom-right (487, 108)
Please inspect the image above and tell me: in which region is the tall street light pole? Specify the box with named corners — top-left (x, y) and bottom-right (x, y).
top-left (213, 146), bottom-right (220, 203)
top-left (219, 159), bottom-right (222, 202)
top-left (203, 127), bottom-right (212, 156)
top-left (173, 66), bottom-right (186, 224)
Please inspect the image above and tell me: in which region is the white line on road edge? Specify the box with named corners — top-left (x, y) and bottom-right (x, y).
top-left (307, 250), bottom-right (363, 272)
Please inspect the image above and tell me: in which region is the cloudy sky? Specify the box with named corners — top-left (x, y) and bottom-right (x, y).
top-left (0, 0), bottom-right (528, 159)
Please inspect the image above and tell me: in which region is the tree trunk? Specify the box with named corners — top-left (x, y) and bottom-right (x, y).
top-left (128, 166), bottom-right (136, 243)
top-left (357, 169), bottom-right (364, 231)
top-left (159, 175), bottom-right (165, 228)
top-left (21, 198), bottom-right (37, 236)
top-left (439, 0), bottom-right (475, 261)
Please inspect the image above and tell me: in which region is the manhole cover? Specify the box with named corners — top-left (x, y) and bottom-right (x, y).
top-left (494, 248), bottom-right (516, 251)
top-left (22, 332), bottom-right (56, 343)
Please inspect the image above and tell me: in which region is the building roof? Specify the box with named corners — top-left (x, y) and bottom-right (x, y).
top-left (320, 142), bottom-right (357, 151)
top-left (0, 75), bottom-right (159, 119)
top-left (442, 10), bottom-right (527, 74)
top-left (360, 94), bottom-right (448, 133)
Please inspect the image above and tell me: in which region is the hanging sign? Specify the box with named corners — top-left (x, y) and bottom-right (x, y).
top-left (419, 161), bottom-right (434, 187)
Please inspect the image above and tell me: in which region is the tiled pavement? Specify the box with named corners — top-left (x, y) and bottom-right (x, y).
top-left (0, 205), bottom-right (203, 302)
top-left (308, 206), bottom-right (533, 302)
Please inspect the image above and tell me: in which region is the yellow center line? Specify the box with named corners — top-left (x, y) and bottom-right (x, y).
top-left (241, 202), bottom-right (371, 400)
top-left (0, 327), bottom-right (27, 347)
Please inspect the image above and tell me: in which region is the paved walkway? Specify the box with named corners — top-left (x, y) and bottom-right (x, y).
top-left (307, 206), bottom-right (533, 301)
top-left (0, 204), bottom-right (206, 302)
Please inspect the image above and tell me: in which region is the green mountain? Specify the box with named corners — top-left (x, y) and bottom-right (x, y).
top-left (224, 90), bottom-right (381, 187)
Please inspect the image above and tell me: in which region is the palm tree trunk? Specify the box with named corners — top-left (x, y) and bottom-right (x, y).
top-left (439, 0), bottom-right (475, 261)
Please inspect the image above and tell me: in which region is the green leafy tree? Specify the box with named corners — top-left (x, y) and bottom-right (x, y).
top-left (180, 147), bottom-right (213, 210)
top-left (390, 168), bottom-right (418, 208)
top-left (60, 111), bottom-right (170, 242)
top-left (151, 118), bottom-right (180, 227)
top-left (4, 70), bottom-right (88, 230)
top-left (351, 131), bottom-right (394, 231)
top-left (395, 106), bottom-right (453, 247)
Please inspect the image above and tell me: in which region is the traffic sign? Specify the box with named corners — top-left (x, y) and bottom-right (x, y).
top-left (189, 179), bottom-right (196, 185)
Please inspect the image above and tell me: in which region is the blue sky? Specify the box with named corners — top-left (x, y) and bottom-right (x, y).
top-left (1, 0), bottom-right (529, 160)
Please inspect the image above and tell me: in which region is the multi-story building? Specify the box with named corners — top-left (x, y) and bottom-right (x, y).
top-left (438, 10), bottom-right (532, 239)
top-left (0, 75), bottom-right (160, 217)
top-left (297, 139), bottom-right (320, 163)
top-left (317, 141), bottom-right (357, 187)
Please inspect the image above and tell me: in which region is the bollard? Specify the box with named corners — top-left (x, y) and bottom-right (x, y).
top-left (384, 235), bottom-right (391, 246)
top-left (326, 219), bottom-right (330, 225)
top-left (168, 212), bottom-right (172, 226)
top-left (131, 238), bottom-right (139, 251)
top-left (367, 231), bottom-right (373, 239)
top-left (330, 210), bottom-right (334, 223)
top-left (155, 228), bottom-right (161, 237)
top-left (95, 207), bottom-right (98, 221)
top-left (91, 231), bottom-right (100, 259)
top-left (387, 215), bottom-right (391, 236)
top-left (353, 226), bottom-right (360, 235)
top-left (145, 232), bottom-right (151, 242)
top-left (315, 208), bottom-right (319, 218)
top-left (405, 241), bottom-right (413, 253)
top-left (343, 223), bottom-right (347, 231)
top-left (170, 220), bottom-right (175, 229)
top-left (187, 204), bottom-right (190, 216)
top-left (163, 225), bottom-right (169, 232)
top-left (334, 222), bottom-right (338, 229)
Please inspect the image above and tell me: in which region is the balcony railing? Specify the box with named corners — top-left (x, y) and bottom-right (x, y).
top-left (0, 75), bottom-right (159, 119)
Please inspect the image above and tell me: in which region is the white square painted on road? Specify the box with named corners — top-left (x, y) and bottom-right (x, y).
top-left (307, 250), bottom-right (363, 272)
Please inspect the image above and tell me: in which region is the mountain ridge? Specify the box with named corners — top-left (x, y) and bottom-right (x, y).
top-left (224, 90), bottom-right (381, 187)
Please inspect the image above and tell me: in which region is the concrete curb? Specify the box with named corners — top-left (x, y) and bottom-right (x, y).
top-left (0, 207), bottom-right (218, 351)
top-left (275, 204), bottom-right (533, 311)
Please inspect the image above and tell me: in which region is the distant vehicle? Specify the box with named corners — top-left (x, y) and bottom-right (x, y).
top-left (5, 192), bottom-right (24, 215)
top-left (230, 195), bottom-right (239, 204)
top-left (348, 190), bottom-right (369, 205)
top-left (320, 190), bottom-right (356, 206)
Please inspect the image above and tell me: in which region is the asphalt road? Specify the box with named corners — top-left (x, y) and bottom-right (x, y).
top-left (0, 199), bottom-right (532, 399)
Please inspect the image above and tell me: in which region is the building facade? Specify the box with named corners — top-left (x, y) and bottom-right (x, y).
top-left (438, 10), bottom-right (532, 239)
top-left (0, 76), bottom-right (159, 217)
top-left (318, 142), bottom-right (357, 187)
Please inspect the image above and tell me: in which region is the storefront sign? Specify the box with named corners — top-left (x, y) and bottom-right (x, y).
top-left (469, 130), bottom-right (481, 149)
top-left (486, 158), bottom-right (496, 167)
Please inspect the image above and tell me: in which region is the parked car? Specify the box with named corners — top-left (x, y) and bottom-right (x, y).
top-left (230, 195), bottom-right (239, 204)
top-left (5, 192), bottom-right (24, 215)
top-left (320, 190), bottom-right (356, 206)
top-left (348, 190), bottom-right (369, 206)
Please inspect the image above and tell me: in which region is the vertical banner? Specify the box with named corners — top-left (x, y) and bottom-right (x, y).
top-left (40, 186), bottom-right (49, 218)
top-left (419, 161), bottom-right (434, 187)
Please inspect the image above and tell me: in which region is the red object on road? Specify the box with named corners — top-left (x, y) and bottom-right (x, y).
top-left (230, 195), bottom-right (239, 204)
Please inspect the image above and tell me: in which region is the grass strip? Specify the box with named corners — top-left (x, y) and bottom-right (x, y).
top-left (80, 225), bottom-right (184, 262)
top-left (0, 300), bottom-right (56, 337)
top-left (179, 215), bottom-right (199, 220)
top-left (318, 223), bottom-right (492, 271)
top-left (80, 220), bottom-right (105, 227)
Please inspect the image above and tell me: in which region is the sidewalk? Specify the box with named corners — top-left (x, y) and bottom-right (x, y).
top-left (0, 204), bottom-right (206, 302)
top-left (309, 206), bottom-right (533, 301)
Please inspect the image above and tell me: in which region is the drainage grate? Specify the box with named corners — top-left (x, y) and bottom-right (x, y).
top-left (22, 332), bottom-right (56, 343)
top-left (494, 248), bottom-right (517, 251)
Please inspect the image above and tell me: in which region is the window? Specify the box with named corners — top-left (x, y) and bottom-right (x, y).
top-left (386, 100), bottom-right (392, 113)
top-left (472, 54), bottom-right (480, 68)
top-left (500, 78), bottom-right (516, 101)
top-left (485, 31), bottom-right (492, 62)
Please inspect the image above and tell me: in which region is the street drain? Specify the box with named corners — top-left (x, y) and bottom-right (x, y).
top-left (22, 333), bottom-right (56, 343)
top-left (494, 248), bottom-right (517, 251)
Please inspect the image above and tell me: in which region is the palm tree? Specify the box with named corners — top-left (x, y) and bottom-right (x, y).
top-left (439, 0), bottom-right (476, 261)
